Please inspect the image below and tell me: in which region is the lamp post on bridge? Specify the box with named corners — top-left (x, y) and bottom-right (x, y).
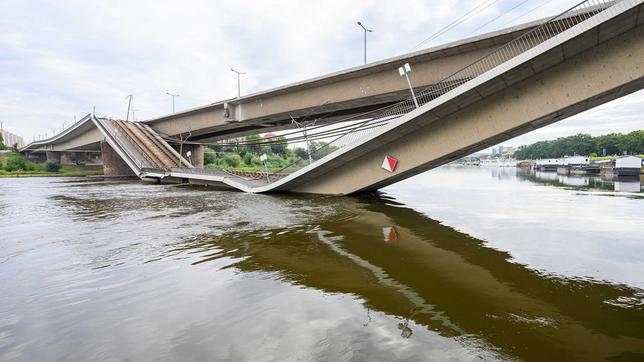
top-left (230, 68), bottom-right (246, 98)
top-left (166, 92), bottom-right (179, 113)
top-left (357, 21), bottom-right (373, 65)
top-left (125, 94), bottom-right (133, 121)
top-left (398, 63), bottom-right (419, 108)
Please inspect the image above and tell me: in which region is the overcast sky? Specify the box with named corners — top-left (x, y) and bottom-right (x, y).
top-left (1, 0), bottom-right (642, 148)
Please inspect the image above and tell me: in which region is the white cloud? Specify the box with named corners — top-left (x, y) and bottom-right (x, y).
top-left (0, 0), bottom-right (641, 144)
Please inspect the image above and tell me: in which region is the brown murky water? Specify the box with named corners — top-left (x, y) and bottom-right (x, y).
top-left (1, 166), bottom-right (643, 361)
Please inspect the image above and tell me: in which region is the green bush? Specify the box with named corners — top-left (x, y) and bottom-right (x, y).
top-left (249, 156), bottom-right (261, 166)
top-left (203, 148), bottom-right (216, 165)
top-left (4, 154), bottom-right (27, 172)
top-left (266, 155), bottom-right (284, 168)
top-left (222, 153), bottom-right (242, 168)
top-left (242, 152), bottom-right (253, 166)
top-left (44, 160), bottom-right (61, 172)
top-left (1, 153), bottom-right (41, 172)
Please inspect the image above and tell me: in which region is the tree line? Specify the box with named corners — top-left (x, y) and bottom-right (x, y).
top-left (205, 134), bottom-right (338, 170)
top-left (513, 131), bottom-right (644, 160)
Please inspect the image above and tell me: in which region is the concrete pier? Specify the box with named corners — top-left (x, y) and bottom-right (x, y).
top-left (45, 151), bottom-right (61, 163)
top-left (101, 141), bottom-right (136, 177)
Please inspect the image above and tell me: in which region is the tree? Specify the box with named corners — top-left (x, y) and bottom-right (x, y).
top-left (292, 147), bottom-right (309, 160)
top-left (0, 133), bottom-right (5, 150)
top-left (513, 132), bottom-right (644, 160)
top-left (245, 134), bottom-right (262, 154)
top-left (203, 147), bottom-right (216, 165)
top-left (310, 141), bottom-right (339, 160)
top-left (270, 136), bottom-right (288, 157)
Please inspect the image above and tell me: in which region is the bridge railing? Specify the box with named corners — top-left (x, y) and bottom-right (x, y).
top-left (268, 0), bottom-right (617, 181)
top-left (98, 118), bottom-right (158, 170)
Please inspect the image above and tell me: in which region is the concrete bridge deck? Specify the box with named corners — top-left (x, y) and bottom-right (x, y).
top-left (143, 7), bottom-right (613, 143)
top-left (21, 0), bottom-right (644, 195)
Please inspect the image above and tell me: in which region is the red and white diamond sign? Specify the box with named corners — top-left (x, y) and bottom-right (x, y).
top-left (381, 154), bottom-right (397, 172)
top-left (382, 226), bottom-right (397, 243)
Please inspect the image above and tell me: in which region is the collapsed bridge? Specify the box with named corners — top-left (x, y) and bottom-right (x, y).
top-left (22, 0), bottom-right (644, 195)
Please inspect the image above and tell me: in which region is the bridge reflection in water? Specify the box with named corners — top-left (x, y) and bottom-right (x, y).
top-left (163, 193), bottom-right (644, 361)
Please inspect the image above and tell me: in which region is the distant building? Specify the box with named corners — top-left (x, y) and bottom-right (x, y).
top-left (492, 145), bottom-right (515, 156)
top-left (0, 127), bottom-right (24, 148)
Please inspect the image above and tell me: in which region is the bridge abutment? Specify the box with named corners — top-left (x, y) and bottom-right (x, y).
top-left (101, 141), bottom-right (136, 176)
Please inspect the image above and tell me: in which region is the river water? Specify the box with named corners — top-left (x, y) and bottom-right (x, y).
top-left (1, 166), bottom-right (643, 361)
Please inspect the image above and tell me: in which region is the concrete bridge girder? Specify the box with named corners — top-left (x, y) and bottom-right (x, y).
top-left (290, 16), bottom-right (644, 195)
top-left (144, 21), bottom-right (557, 141)
top-left (27, 126), bottom-right (103, 152)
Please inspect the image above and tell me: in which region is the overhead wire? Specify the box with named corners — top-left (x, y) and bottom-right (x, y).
top-left (496, 0), bottom-right (556, 29)
top-left (410, 0), bottom-right (502, 51)
top-left (465, 0), bottom-right (532, 36)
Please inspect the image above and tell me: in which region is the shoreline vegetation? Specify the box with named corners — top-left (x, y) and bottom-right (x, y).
top-left (513, 131), bottom-right (644, 160)
top-left (3, 130), bottom-right (642, 177)
top-left (203, 135), bottom-right (338, 172)
top-left (0, 152), bottom-right (103, 178)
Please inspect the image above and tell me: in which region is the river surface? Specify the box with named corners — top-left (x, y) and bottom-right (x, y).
top-left (1, 166), bottom-right (643, 361)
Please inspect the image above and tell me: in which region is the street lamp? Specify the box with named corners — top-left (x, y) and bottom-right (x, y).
top-left (230, 68), bottom-right (246, 97)
top-left (357, 21), bottom-right (373, 65)
top-left (166, 92), bottom-right (179, 113)
top-left (398, 63), bottom-right (419, 108)
top-left (125, 94), bottom-right (133, 121)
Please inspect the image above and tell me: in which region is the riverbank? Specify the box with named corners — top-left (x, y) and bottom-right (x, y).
top-left (0, 165), bottom-right (103, 178)
top-left (0, 151), bottom-right (103, 177)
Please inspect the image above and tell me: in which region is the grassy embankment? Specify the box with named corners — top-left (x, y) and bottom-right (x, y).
top-left (0, 152), bottom-right (103, 177)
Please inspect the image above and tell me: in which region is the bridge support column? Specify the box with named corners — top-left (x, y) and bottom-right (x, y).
top-left (173, 144), bottom-right (204, 168)
top-left (60, 152), bottom-right (73, 165)
top-left (45, 151), bottom-right (61, 163)
top-left (101, 141), bottom-right (135, 176)
top-left (75, 152), bottom-right (87, 164)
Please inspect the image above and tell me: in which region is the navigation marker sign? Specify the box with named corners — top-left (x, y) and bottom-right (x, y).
top-left (381, 155), bottom-right (397, 172)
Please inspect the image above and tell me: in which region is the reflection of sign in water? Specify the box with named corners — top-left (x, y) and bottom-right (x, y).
top-left (614, 181), bottom-right (641, 193)
top-left (381, 155), bottom-right (398, 172)
top-left (382, 226), bottom-right (397, 243)
top-left (398, 321), bottom-right (413, 339)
